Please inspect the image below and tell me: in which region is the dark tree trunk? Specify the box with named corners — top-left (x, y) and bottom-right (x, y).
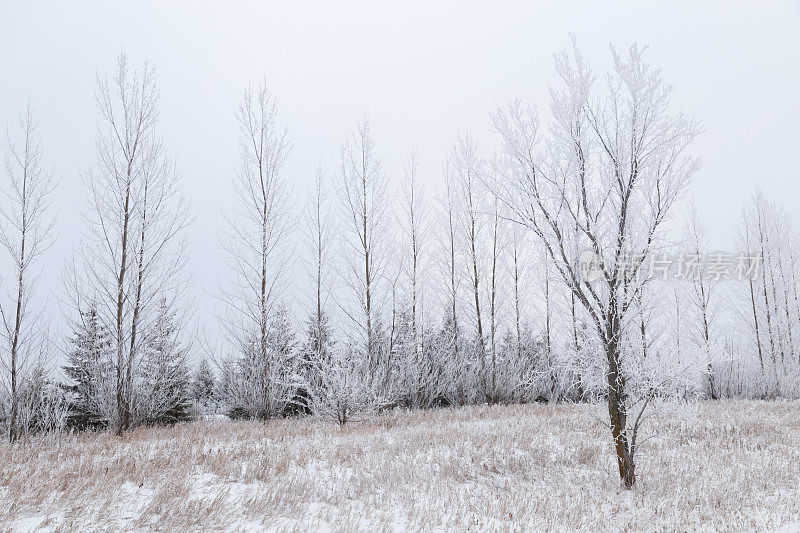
top-left (605, 306), bottom-right (636, 488)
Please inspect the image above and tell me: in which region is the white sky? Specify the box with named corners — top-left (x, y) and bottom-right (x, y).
top-left (2, 0), bottom-right (799, 343)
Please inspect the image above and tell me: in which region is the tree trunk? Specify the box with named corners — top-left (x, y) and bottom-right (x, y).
top-left (9, 221), bottom-right (25, 443)
top-left (115, 176), bottom-right (133, 437)
top-left (544, 269), bottom-right (555, 401)
top-left (605, 307), bottom-right (636, 488)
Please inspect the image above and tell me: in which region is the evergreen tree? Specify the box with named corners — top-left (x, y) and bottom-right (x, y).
top-left (138, 299), bottom-right (192, 425)
top-left (302, 310), bottom-right (334, 375)
top-left (62, 305), bottom-right (113, 429)
top-left (297, 310), bottom-right (334, 415)
top-left (266, 308), bottom-right (300, 416)
top-left (224, 306), bottom-right (300, 419)
top-left (191, 358), bottom-right (217, 414)
top-left (267, 307), bottom-right (297, 362)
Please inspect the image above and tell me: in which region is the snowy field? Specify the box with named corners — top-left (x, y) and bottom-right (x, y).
top-left (1, 400), bottom-right (799, 532)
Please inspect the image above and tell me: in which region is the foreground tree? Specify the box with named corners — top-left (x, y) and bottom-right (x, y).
top-left (492, 42), bottom-right (701, 487)
top-left (67, 52), bottom-right (190, 435)
top-left (0, 105), bottom-right (56, 442)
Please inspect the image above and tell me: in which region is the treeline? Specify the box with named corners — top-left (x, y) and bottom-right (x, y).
top-left (1, 46), bottom-right (799, 452)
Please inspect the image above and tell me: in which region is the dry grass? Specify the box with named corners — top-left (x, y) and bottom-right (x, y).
top-left (1, 400), bottom-right (799, 532)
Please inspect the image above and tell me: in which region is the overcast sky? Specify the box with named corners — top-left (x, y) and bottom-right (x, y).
top-left (1, 1), bottom-right (799, 342)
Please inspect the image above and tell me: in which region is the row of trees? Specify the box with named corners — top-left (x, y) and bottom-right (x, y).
top-left (1, 44), bottom-right (798, 488)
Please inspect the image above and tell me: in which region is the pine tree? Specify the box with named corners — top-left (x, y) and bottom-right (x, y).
top-left (391, 309), bottom-right (420, 407)
top-left (191, 358), bottom-right (217, 414)
top-left (266, 308), bottom-right (300, 416)
top-left (297, 310), bottom-right (334, 415)
top-left (302, 310), bottom-right (334, 374)
top-left (63, 305), bottom-right (113, 429)
top-left (138, 299), bottom-right (192, 425)
top-left (224, 306), bottom-right (300, 420)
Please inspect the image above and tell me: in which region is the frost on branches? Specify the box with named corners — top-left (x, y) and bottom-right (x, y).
top-left (491, 41), bottom-right (702, 487)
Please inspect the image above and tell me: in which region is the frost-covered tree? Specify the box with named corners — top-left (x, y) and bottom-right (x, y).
top-left (65, 52), bottom-right (190, 435)
top-left (492, 41), bottom-right (701, 487)
top-left (732, 192), bottom-right (800, 398)
top-left (335, 116), bottom-right (392, 387)
top-left (437, 170), bottom-right (470, 405)
top-left (300, 310), bottom-right (334, 415)
top-left (391, 149), bottom-right (446, 407)
top-left (63, 305), bottom-right (113, 429)
top-left (446, 132), bottom-right (488, 389)
top-left (300, 161), bottom-right (335, 412)
top-left (218, 82), bottom-right (294, 420)
top-left (136, 298), bottom-right (191, 425)
top-left (0, 104), bottom-right (56, 442)
top-left (682, 204), bottom-right (722, 399)
top-left (223, 307), bottom-right (299, 419)
top-left (308, 341), bottom-right (372, 426)
top-left (483, 191), bottom-right (507, 404)
top-left (191, 358), bottom-right (217, 414)
top-left (7, 364), bottom-right (68, 438)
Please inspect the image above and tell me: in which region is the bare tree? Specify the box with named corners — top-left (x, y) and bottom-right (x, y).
top-left (511, 228), bottom-right (524, 362)
top-left (485, 193), bottom-right (505, 403)
top-left (440, 168), bottom-right (465, 404)
top-left (67, 52), bottom-right (190, 435)
top-left (335, 116), bottom-right (391, 383)
top-left (492, 42), bottom-right (701, 487)
top-left (446, 132), bottom-right (488, 391)
top-left (543, 257), bottom-right (556, 400)
top-left (395, 147), bottom-right (445, 407)
top-left (308, 162), bottom-right (332, 350)
top-left (0, 104), bottom-right (56, 442)
top-left (218, 82), bottom-right (295, 419)
top-left (402, 148), bottom-right (425, 364)
top-left (684, 203), bottom-right (719, 399)
top-left (305, 161), bottom-right (334, 363)
top-left (737, 206), bottom-right (765, 374)
top-left (302, 160), bottom-right (337, 416)
top-left (735, 192), bottom-right (800, 397)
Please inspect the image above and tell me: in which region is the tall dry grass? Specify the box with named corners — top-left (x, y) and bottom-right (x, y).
top-left (1, 400), bottom-right (798, 531)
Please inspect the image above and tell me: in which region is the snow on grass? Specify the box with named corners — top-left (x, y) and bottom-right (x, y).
top-left (1, 400), bottom-right (799, 531)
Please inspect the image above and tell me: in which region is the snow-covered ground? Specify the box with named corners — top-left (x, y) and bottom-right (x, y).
top-left (1, 400), bottom-right (799, 531)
